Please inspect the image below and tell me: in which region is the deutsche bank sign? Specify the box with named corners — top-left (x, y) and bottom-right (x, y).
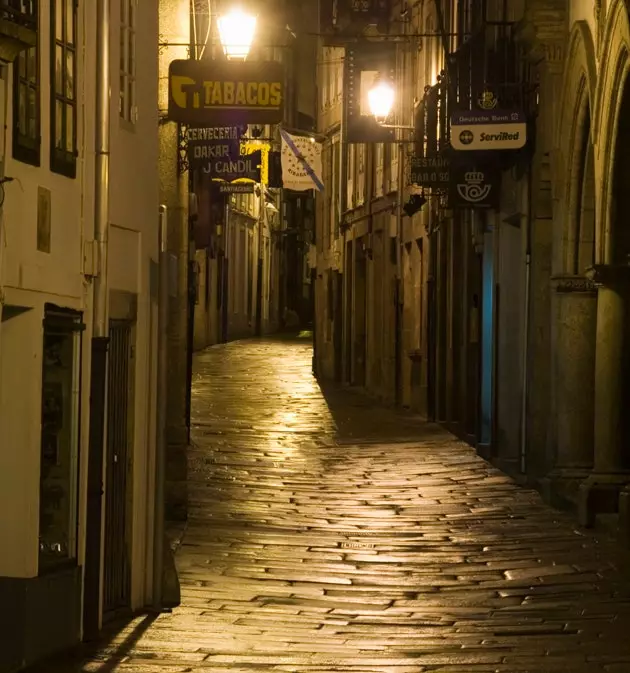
top-left (451, 110), bottom-right (527, 151)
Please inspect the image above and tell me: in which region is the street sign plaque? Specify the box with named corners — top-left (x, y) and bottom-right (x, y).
top-left (451, 110), bottom-right (527, 151)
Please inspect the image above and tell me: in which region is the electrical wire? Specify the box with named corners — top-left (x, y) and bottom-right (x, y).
top-left (191, 0), bottom-right (199, 58)
top-left (198, 0), bottom-right (212, 60)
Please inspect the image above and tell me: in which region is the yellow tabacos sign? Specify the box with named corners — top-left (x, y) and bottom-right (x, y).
top-left (168, 60), bottom-right (284, 125)
top-left (172, 78), bottom-right (282, 110)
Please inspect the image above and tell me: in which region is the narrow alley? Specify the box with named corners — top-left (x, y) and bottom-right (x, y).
top-left (73, 338), bottom-right (630, 672)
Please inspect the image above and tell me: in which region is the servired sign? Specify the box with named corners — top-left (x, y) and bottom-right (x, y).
top-left (450, 110), bottom-right (527, 151)
top-left (168, 60), bottom-right (284, 125)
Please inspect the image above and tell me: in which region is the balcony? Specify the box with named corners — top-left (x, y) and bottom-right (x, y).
top-left (0, 0), bottom-right (37, 63)
top-left (415, 21), bottom-right (537, 160)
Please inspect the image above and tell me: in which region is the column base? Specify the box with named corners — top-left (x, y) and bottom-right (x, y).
top-left (619, 486), bottom-right (630, 547)
top-left (539, 468), bottom-right (591, 510)
top-left (166, 440), bottom-right (189, 522)
top-left (491, 456), bottom-right (527, 485)
top-left (578, 472), bottom-right (630, 528)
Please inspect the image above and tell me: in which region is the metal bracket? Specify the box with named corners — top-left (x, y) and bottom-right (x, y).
top-left (83, 240), bottom-right (98, 278)
top-left (178, 123), bottom-right (189, 175)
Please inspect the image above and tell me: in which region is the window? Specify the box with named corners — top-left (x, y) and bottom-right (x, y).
top-left (51, 0), bottom-right (77, 177)
top-left (13, 37), bottom-right (40, 165)
top-left (120, 0), bottom-right (137, 124)
top-left (39, 306), bottom-right (83, 573)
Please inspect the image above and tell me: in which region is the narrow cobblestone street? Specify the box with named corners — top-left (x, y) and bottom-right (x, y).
top-left (76, 338), bottom-right (630, 671)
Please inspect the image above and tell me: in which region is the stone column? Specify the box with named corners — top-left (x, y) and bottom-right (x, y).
top-left (542, 277), bottom-right (597, 506)
top-left (578, 265), bottom-right (630, 526)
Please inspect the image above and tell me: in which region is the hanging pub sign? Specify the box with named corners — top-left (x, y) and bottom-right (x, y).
top-left (451, 110), bottom-right (527, 151)
top-left (168, 60), bottom-right (284, 125)
top-left (345, 43), bottom-right (396, 144)
top-left (410, 156), bottom-right (450, 188)
top-left (186, 125), bottom-right (261, 182)
top-left (449, 164), bottom-right (501, 209)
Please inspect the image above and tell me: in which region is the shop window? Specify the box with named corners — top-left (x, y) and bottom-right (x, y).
top-left (39, 306), bottom-right (83, 573)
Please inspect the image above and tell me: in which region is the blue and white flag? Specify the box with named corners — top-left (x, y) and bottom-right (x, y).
top-left (280, 129), bottom-right (324, 192)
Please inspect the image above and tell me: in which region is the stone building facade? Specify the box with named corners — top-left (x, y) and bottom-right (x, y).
top-left (314, 0), bottom-right (630, 535)
top-left (159, 3), bottom-right (317, 518)
top-left (0, 1), bottom-right (160, 670)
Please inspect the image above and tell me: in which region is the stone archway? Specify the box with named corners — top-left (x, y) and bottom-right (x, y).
top-left (546, 23), bottom-right (599, 505)
top-left (579, 0), bottom-right (630, 525)
top-left (588, 67), bottom-right (630, 474)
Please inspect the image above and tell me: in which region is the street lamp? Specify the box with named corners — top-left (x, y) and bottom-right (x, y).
top-left (217, 8), bottom-right (257, 60)
top-left (368, 79), bottom-right (395, 121)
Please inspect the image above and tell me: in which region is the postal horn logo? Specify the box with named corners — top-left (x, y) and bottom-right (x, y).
top-left (478, 90), bottom-right (498, 110)
top-left (457, 171), bottom-right (491, 203)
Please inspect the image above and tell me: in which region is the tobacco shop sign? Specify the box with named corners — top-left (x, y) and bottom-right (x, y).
top-left (169, 60), bottom-right (285, 125)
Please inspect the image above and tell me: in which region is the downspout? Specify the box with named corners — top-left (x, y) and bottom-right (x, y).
top-left (0, 64), bottom-right (11, 349)
top-left (339, 56), bottom-right (348, 382)
top-left (153, 207), bottom-right (169, 609)
top-left (93, 0), bottom-right (110, 340)
top-left (395, 139), bottom-right (404, 405)
top-left (255, 185), bottom-right (264, 335)
top-left (84, 0), bottom-right (111, 640)
top-left (394, 19), bottom-right (407, 406)
top-left (520, 167), bottom-right (533, 474)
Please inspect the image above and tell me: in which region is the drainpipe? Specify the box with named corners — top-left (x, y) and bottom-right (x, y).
top-left (84, 0), bottom-right (111, 640)
top-left (520, 167), bottom-right (533, 474)
top-left (255, 186), bottom-right (264, 335)
top-left (153, 207), bottom-right (169, 609)
top-left (0, 65), bottom-right (11, 353)
top-left (339, 71), bottom-right (348, 381)
top-left (394, 140), bottom-right (404, 405)
top-left (93, 0), bottom-right (110, 341)
top-left (222, 198), bottom-right (230, 341)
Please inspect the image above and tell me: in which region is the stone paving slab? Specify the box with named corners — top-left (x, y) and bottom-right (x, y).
top-left (45, 337), bottom-right (630, 672)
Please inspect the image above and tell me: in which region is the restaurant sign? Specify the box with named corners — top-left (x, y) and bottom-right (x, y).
top-left (168, 60), bottom-right (285, 125)
top-left (410, 156), bottom-right (450, 188)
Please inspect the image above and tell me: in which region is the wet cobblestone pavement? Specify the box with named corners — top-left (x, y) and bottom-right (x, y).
top-left (77, 338), bottom-right (630, 671)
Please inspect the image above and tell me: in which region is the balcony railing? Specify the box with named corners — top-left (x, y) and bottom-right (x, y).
top-left (415, 77), bottom-right (449, 158)
top-left (0, 0), bottom-right (37, 30)
top-left (415, 21), bottom-right (537, 158)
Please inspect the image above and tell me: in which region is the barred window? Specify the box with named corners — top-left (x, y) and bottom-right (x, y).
top-left (51, 0), bottom-right (78, 177)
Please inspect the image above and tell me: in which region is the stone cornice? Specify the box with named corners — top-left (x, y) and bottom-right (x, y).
top-left (513, 1), bottom-right (567, 73)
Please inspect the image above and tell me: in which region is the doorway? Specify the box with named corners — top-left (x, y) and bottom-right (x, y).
top-left (103, 319), bottom-right (135, 618)
top-left (479, 226), bottom-right (496, 449)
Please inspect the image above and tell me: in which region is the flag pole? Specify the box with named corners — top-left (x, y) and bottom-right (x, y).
top-left (279, 124), bottom-right (326, 143)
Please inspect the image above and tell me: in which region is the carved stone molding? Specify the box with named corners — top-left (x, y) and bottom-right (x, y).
top-left (552, 275), bottom-right (597, 294)
top-left (594, 0), bottom-right (603, 53)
